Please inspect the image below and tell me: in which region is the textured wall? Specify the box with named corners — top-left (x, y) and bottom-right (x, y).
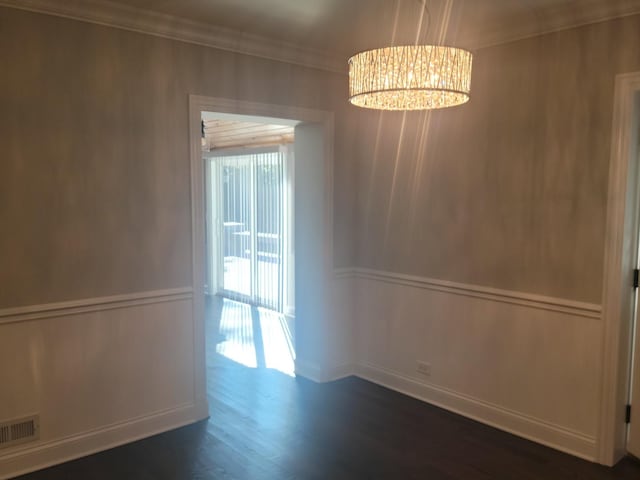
top-left (0, 7), bottom-right (355, 309)
top-left (354, 15), bottom-right (640, 303)
top-left (0, 8), bottom-right (356, 477)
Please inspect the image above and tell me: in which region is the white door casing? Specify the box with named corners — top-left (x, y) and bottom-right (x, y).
top-left (189, 95), bottom-right (335, 383)
top-left (630, 301), bottom-right (640, 457)
top-left (628, 122), bottom-right (640, 460)
top-left (600, 72), bottom-right (640, 464)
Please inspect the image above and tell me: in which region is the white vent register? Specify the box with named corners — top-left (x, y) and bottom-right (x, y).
top-left (0, 415), bottom-right (39, 449)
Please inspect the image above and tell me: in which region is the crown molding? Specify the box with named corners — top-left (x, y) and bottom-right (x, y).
top-left (2, 0), bottom-right (639, 71)
top-left (0, 0), bottom-right (346, 73)
top-left (469, 0), bottom-right (640, 48)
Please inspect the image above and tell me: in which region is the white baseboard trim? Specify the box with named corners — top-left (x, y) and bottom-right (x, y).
top-left (354, 362), bottom-right (598, 462)
top-left (294, 359), bottom-right (323, 382)
top-left (0, 402), bottom-right (208, 480)
top-left (295, 360), bottom-right (354, 383)
top-left (324, 364), bottom-right (355, 382)
top-left (0, 288), bottom-right (193, 325)
top-left (346, 268), bottom-right (601, 319)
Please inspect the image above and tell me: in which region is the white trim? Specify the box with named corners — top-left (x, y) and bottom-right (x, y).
top-left (189, 97), bottom-right (209, 419)
top-left (0, 0), bottom-right (344, 73)
top-left (0, 288), bottom-right (193, 325)
top-left (190, 96), bottom-right (333, 125)
top-left (296, 357), bottom-right (600, 459)
top-left (189, 94), bottom-right (335, 398)
top-left (339, 267), bottom-right (601, 319)
top-left (294, 359), bottom-right (325, 382)
top-left (598, 71), bottom-right (640, 465)
top-left (2, 0), bottom-right (640, 71)
top-left (0, 403), bottom-right (204, 480)
top-left (295, 360), bottom-right (354, 383)
top-left (325, 364), bottom-right (355, 382)
top-left (203, 145), bottom-right (281, 159)
top-left (472, 0), bottom-right (640, 48)
top-left (355, 362), bottom-right (598, 462)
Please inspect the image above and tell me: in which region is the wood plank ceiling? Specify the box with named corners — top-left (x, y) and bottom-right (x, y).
top-left (203, 119), bottom-right (295, 151)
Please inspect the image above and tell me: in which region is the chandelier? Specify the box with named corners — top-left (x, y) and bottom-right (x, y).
top-left (348, 1), bottom-right (473, 111)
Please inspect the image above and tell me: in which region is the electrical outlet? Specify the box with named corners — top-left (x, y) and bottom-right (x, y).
top-left (416, 361), bottom-right (431, 377)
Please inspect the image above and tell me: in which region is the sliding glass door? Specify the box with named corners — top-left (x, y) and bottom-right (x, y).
top-left (206, 147), bottom-right (292, 313)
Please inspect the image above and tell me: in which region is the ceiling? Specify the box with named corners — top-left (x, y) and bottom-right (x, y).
top-left (100, 0), bottom-right (640, 53)
top-left (203, 119), bottom-right (294, 150)
top-left (4, 0), bottom-right (640, 71)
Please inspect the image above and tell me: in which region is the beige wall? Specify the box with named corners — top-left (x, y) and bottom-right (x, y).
top-left (354, 14), bottom-right (640, 304)
top-left (350, 14), bottom-right (640, 463)
top-left (3, 3), bottom-right (638, 471)
top-left (0, 8), bottom-right (355, 477)
top-left (0, 7), bottom-right (355, 310)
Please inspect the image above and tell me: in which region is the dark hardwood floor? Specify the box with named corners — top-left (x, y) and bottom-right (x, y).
top-left (14, 299), bottom-right (640, 479)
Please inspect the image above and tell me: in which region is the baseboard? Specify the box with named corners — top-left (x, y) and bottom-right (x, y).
top-left (321, 363), bottom-right (354, 382)
top-left (354, 362), bottom-right (598, 462)
top-left (295, 359), bottom-right (354, 383)
top-left (0, 402), bottom-right (208, 480)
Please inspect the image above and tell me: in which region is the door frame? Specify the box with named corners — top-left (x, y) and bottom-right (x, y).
top-left (599, 71), bottom-right (640, 465)
top-left (203, 156), bottom-right (221, 296)
top-left (188, 95), bottom-right (334, 399)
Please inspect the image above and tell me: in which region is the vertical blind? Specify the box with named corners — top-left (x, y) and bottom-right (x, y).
top-left (216, 149), bottom-right (290, 313)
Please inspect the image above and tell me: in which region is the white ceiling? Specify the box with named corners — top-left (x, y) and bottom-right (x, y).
top-left (101, 0), bottom-right (640, 52)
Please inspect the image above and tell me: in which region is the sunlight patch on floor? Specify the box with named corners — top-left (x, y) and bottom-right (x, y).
top-left (215, 298), bottom-right (294, 376)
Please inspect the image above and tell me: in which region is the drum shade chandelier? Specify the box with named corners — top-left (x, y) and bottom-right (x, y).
top-left (348, 0), bottom-right (472, 111)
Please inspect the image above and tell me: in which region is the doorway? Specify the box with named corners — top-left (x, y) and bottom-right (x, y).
top-left (202, 114), bottom-right (296, 375)
top-left (188, 96), bottom-right (334, 405)
top-left (203, 119), bottom-right (295, 314)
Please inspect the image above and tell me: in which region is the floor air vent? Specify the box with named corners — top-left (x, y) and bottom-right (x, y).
top-left (0, 416), bottom-right (39, 449)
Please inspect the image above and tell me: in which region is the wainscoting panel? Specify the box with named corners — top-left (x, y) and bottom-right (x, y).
top-left (294, 275), bottom-right (355, 383)
top-left (0, 290), bottom-right (206, 479)
top-left (352, 270), bottom-right (603, 461)
top-left (326, 275), bottom-right (356, 376)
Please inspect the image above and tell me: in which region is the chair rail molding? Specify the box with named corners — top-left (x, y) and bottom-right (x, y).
top-left (341, 267), bottom-right (602, 319)
top-left (0, 288), bottom-right (193, 325)
top-left (0, 289), bottom-right (207, 479)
